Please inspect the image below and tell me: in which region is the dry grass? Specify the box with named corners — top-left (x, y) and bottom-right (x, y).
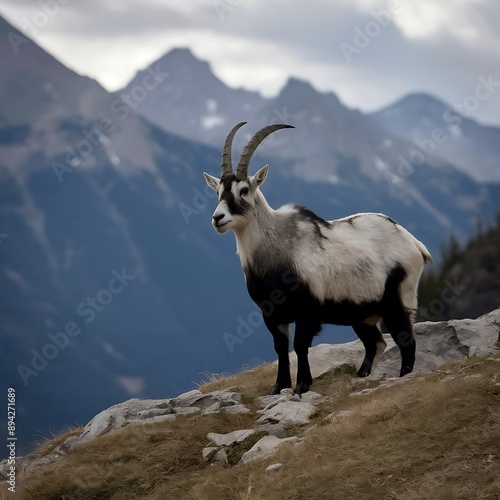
top-left (29, 426), bottom-right (83, 459)
top-left (195, 356), bottom-right (500, 500)
top-left (9, 412), bottom-right (256, 500)
top-left (198, 362), bottom-right (277, 409)
top-left (2, 356), bottom-right (500, 500)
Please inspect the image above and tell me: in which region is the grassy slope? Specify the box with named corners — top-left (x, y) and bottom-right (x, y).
top-left (2, 356), bottom-right (500, 499)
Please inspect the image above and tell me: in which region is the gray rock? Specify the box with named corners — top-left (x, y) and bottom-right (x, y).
top-left (266, 463), bottom-right (284, 473)
top-left (299, 391), bottom-right (325, 404)
top-left (299, 309), bottom-right (500, 380)
top-left (290, 342), bottom-right (368, 379)
top-left (132, 414), bottom-right (176, 425)
top-left (240, 436), bottom-right (301, 463)
top-left (210, 390), bottom-right (242, 406)
top-left (171, 389), bottom-right (203, 406)
top-left (221, 404), bottom-right (251, 414)
top-left (257, 401), bottom-right (316, 426)
top-left (207, 429), bottom-right (256, 447)
top-left (379, 312), bottom-right (499, 376)
top-left (61, 389), bottom-right (248, 450)
top-left (257, 394), bottom-right (288, 408)
top-left (71, 398), bottom-right (174, 447)
top-left (201, 402), bottom-right (221, 415)
top-left (258, 395), bottom-right (297, 413)
top-left (174, 407), bottom-right (201, 416)
top-left (174, 390), bottom-right (241, 411)
top-left (214, 449), bottom-right (228, 464)
top-left (255, 422), bottom-right (288, 438)
top-left (256, 389), bottom-right (323, 410)
top-left (202, 447), bottom-right (218, 461)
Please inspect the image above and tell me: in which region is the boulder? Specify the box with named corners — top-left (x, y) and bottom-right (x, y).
top-left (292, 309), bottom-right (500, 380)
top-left (290, 342), bottom-right (367, 379)
top-left (207, 429), bottom-right (256, 447)
top-left (257, 401), bottom-right (316, 426)
top-left (214, 449), bottom-right (228, 464)
top-left (202, 447), bottom-right (218, 461)
top-left (65, 398), bottom-right (174, 448)
top-left (240, 436), bottom-right (301, 463)
top-left (379, 310), bottom-right (500, 376)
top-left (61, 389), bottom-right (248, 450)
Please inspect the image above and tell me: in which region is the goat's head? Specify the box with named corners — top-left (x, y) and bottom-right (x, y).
top-left (203, 122), bottom-right (293, 234)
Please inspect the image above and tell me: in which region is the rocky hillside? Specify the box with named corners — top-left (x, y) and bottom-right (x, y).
top-left (2, 309), bottom-right (499, 499)
top-left (2, 14), bottom-right (500, 455)
top-left (419, 216), bottom-right (500, 321)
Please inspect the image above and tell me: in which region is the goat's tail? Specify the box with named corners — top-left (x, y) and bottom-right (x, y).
top-left (415, 239), bottom-right (433, 263)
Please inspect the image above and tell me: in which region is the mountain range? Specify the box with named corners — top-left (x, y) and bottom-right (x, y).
top-left (1, 15), bottom-right (499, 455)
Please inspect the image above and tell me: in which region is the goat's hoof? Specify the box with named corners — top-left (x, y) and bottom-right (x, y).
top-left (357, 360), bottom-right (372, 377)
top-left (270, 383), bottom-right (291, 395)
top-left (357, 367), bottom-right (371, 378)
top-left (294, 383), bottom-right (310, 396)
top-left (399, 366), bottom-right (413, 377)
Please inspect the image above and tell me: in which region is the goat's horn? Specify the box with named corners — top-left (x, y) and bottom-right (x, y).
top-left (235, 124), bottom-right (294, 180)
top-left (221, 121), bottom-right (247, 178)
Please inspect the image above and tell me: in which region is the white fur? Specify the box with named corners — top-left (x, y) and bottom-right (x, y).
top-left (233, 197), bottom-right (430, 312)
top-left (371, 337), bottom-right (388, 373)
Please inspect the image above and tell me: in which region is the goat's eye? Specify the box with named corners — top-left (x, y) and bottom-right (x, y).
top-left (241, 187), bottom-right (249, 196)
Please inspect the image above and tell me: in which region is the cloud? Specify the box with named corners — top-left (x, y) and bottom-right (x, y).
top-left (1, 0), bottom-right (499, 124)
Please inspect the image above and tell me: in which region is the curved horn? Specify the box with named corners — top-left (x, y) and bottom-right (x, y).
top-left (221, 121), bottom-right (247, 178)
top-left (235, 124), bottom-right (294, 180)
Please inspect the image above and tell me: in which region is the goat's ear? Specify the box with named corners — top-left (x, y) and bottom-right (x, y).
top-left (203, 172), bottom-right (220, 192)
top-left (250, 165), bottom-right (268, 188)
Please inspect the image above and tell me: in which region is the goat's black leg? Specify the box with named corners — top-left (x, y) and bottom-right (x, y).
top-left (352, 323), bottom-right (386, 377)
top-left (294, 321), bottom-right (321, 395)
top-left (382, 308), bottom-right (415, 377)
top-left (266, 321), bottom-right (292, 395)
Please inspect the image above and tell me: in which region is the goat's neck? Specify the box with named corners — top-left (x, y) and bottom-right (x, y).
top-left (234, 193), bottom-right (277, 271)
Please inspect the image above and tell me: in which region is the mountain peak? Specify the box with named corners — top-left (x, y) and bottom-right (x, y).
top-left (154, 47), bottom-right (210, 74)
top-left (280, 77), bottom-right (318, 95)
top-left (161, 47), bottom-right (201, 63)
top-left (383, 92), bottom-right (450, 116)
top-left (277, 77), bottom-right (341, 106)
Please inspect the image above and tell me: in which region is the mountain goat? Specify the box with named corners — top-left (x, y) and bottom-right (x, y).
top-left (203, 122), bottom-right (432, 395)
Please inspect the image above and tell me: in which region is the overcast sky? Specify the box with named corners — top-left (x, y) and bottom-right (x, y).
top-left (2, 0), bottom-right (500, 124)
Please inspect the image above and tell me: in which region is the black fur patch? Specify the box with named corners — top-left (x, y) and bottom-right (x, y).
top-left (219, 175), bottom-right (246, 216)
top-left (295, 206), bottom-right (330, 228)
top-left (220, 174), bottom-right (237, 189)
top-left (294, 205), bottom-right (329, 241)
top-left (345, 214), bottom-right (362, 225)
top-left (381, 214), bottom-right (398, 225)
top-left (244, 264), bottom-right (407, 329)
